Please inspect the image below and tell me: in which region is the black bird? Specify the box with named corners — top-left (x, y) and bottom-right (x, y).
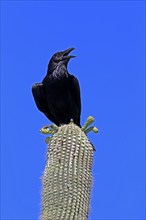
top-left (32, 48), bottom-right (81, 127)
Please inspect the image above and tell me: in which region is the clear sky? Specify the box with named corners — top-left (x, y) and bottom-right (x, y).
top-left (1, 1), bottom-right (145, 220)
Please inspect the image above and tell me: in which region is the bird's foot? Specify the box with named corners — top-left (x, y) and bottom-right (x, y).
top-left (81, 116), bottom-right (98, 134)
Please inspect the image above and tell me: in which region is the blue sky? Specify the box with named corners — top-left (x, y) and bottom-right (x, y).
top-left (1, 1), bottom-right (145, 220)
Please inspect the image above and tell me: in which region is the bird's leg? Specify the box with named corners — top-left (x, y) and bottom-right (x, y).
top-left (39, 124), bottom-right (59, 134)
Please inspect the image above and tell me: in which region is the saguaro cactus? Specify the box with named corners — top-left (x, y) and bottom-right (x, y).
top-left (40, 116), bottom-right (98, 220)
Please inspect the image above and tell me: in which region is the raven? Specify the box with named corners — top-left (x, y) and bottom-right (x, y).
top-left (32, 48), bottom-right (81, 127)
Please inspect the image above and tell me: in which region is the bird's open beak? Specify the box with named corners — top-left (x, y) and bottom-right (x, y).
top-left (62, 47), bottom-right (76, 59)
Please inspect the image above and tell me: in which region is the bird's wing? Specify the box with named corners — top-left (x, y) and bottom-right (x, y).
top-left (32, 83), bottom-right (57, 122)
top-left (69, 74), bottom-right (81, 116)
top-left (32, 83), bottom-right (48, 113)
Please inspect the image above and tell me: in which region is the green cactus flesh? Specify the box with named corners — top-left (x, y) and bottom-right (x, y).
top-left (41, 122), bottom-right (94, 220)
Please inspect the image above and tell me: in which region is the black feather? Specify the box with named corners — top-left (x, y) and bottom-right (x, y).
top-left (32, 48), bottom-right (81, 127)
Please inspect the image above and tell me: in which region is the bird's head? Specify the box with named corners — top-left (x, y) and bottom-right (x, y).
top-left (48, 48), bottom-right (76, 72)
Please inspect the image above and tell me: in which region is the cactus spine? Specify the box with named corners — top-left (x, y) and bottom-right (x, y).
top-left (41, 117), bottom-right (98, 220)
